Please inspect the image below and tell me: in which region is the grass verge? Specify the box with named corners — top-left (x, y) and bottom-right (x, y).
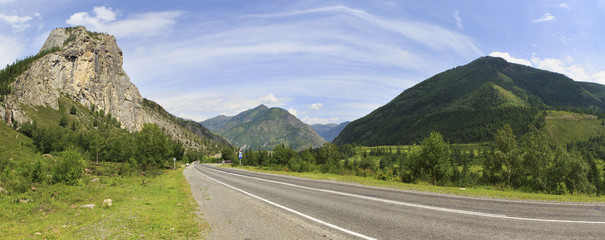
top-left (224, 165), bottom-right (605, 203)
top-left (0, 166), bottom-right (207, 239)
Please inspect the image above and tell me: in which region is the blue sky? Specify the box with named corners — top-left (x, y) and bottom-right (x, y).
top-left (1, 0), bottom-right (605, 124)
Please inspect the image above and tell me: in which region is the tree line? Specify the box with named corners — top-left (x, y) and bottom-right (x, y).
top-left (233, 124), bottom-right (605, 195)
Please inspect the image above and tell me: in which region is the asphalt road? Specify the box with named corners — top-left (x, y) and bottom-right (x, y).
top-left (190, 163), bottom-right (605, 239)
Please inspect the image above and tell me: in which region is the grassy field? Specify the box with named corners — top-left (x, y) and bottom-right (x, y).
top-left (226, 165), bottom-right (605, 203)
top-left (544, 110), bottom-right (605, 144)
top-left (0, 166), bottom-right (206, 239)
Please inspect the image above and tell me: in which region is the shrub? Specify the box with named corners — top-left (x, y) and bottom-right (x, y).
top-left (59, 115), bottom-right (68, 128)
top-left (53, 147), bottom-right (83, 186)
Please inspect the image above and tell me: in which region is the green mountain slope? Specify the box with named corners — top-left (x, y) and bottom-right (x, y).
top-left (311, 121), bottom-right (350, 142)
top-left (334, 56), bottom-right (605, 146)
top-left (201, 105), bottom-right (326, 150)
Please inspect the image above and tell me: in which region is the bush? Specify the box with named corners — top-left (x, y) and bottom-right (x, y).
top-left (53, 147), bottom-right (83, 186)
top-left (69, 106), bottom-right (77, 115)
top-left (59, 115), bottom-right (68, 128)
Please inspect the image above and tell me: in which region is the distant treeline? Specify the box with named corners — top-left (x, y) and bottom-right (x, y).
top-left (235, 124), bottom-right (605, 195)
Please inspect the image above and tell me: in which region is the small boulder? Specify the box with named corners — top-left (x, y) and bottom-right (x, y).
top-left (0, 187), bottom-right (7, 194)
top-left (81, 204), bottom-right (95, 209)
top-left (90, 178), bottom-right (99, 183)
top-left (102, 198), bottom-right (112, 207)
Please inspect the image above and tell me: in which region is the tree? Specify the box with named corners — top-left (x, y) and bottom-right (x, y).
top-left (53, 147), bottom-right (83, 186)
top-left (221, 147), bottom-right (235, 161)
top-left (59, 115), bottom-right (68, 127)
top-left (69, 106), bottom-right (77, 115)
top-left (71, 121), bottom-right (78, 131)
top-left (493, 124), bottom-right (521, 187)
top-left (90, 131), bottom-right (105, 165)
top-left (565, 151), bottom-right (590, 194)
top-left (586, 154), bottom-right (604, 195)
top-left (409, 132), bottom-right (450, 185)
top-left (450, 147), bottom-right (464, 184)
top-left (317, 143), bottom-right (342, 173)
top-left (136, 124), bottom-right (169, 170)
top-left (273, 144), bottom-right (295, 165)
top-left (521, 126), bottom-right (552, 191)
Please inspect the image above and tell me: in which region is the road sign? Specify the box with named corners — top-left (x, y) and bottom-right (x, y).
top-left (238, 152), bottom-right (242, 159)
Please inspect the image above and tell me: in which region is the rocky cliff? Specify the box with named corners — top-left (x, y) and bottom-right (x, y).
top-left (0, 26), bottom-right (227, 149)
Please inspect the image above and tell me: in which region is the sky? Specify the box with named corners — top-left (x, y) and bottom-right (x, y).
top-left (1, 0), bottom-right (605, 124)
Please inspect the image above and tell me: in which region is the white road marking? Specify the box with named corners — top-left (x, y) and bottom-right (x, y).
top-left (200, 164), bottom-right (605, 225)
top-left (192, 164), bottom-right (376, 240)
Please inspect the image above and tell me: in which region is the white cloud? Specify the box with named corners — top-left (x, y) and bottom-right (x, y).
top-left (0, 13), bottom-right (33, 31)
top-left (145, 91), bottom-right (292, 122)
top-left (533, 13), bottom-right (555, 22)
top-left (590, 71), bottom-right (605, 84)
top-left (66, 6), bottom-right (181, 38)
top-left (244, 5), bottom-right (480, 57)
top-left (93, 6), bottom-right (116, 21)
top-left (488, 52), bottom-right (532, 66)
top-left (532, 56), bottom-right (588, 80)
top-left (517, 55), bottom-right (605, 84)
top-left (558, 3), bottom-right (570, 10)
top-left (123, 5), bottom-right (481, 125)
top-left (0, 35), bottom-right (24, 67)
top-left (260, 93), bottom-right (280, 104)
top-left (454, 11), bottom-right (463, 29)
top-left (287, 108), bottom-right (298, 116)
top-left (309, 103), bottom-right (323, 110)
top-left (302, 116), bottom-right (339, 125)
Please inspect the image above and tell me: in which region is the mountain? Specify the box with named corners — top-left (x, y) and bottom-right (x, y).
top-left (311, 121), bottom-right (350, 142)
top-left (201, 105), bottom-right (326, 150)
top-left (0, 26), bottom-right (228, 149)
top-left (334, 56), bottom-right (605, 146)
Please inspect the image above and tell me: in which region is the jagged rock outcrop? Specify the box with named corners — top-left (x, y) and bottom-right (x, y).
top-left (0, 27), bottom-right (226, 149)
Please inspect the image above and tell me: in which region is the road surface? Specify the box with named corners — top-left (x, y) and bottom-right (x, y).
top-left (188, 163), bottom-right (605, 239)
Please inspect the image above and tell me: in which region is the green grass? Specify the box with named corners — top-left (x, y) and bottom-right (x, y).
top-left (492, 84), bottom-right (526, 107)
top-left (544, 110), bottom-right (604, 144)
top-left (19, 96), bottom-right (98, 129)
top-left (354, 144), bottom-right (487, 157)
top-left (0, 166), bottom-right (207, 239)
top-left (0, 118), bottom-right (40, 162)
top-left (226, 165), bottom-right (605, 203)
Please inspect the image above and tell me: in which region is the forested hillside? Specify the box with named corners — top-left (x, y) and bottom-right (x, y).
top-left (334, 56), bottom-right (605, 146)
top-left (312, 121), bottom-right (349, 142)
top-left (201, 105), bottom-right (326, 150)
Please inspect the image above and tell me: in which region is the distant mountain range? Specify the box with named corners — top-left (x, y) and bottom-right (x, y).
top-left (201, 105), bottom-right (326, 150)
top-left (311, 121), bottom-right (349, 142)
top-left (334, 56), bottom-right (605, 146)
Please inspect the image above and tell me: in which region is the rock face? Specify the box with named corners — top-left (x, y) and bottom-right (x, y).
top-left (7, 27), bottom-right (143, 131)
top-left (0, 27), bottom-right (224, 149)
